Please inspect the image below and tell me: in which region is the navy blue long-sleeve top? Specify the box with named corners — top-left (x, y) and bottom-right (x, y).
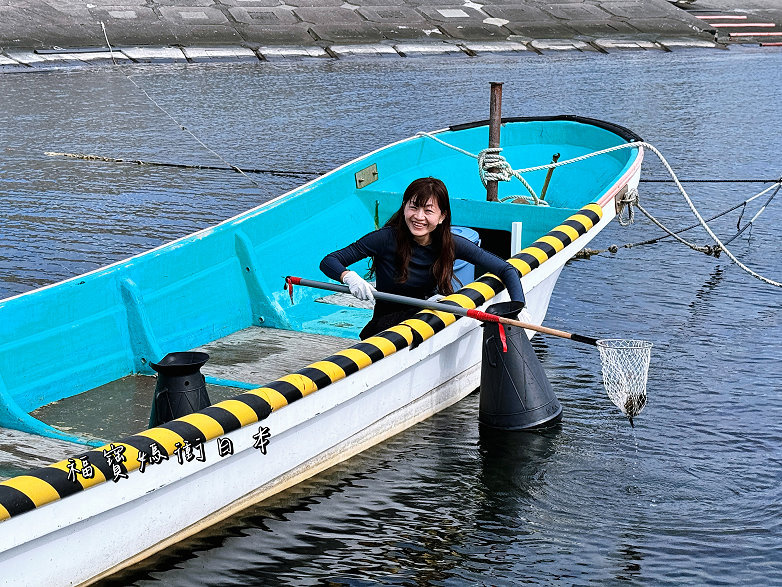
top-left (320, 227), bottom-right (525, 313)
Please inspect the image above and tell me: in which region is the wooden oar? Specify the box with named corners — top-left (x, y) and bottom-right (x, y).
top-left (285, 276), bottom-right (598, 346)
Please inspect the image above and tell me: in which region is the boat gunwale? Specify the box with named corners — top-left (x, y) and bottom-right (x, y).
top-left (449, 115), bottom-right (644, 143)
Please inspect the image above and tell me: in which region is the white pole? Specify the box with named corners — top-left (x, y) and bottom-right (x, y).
top-left (511, 221), bottom-right (523, 256)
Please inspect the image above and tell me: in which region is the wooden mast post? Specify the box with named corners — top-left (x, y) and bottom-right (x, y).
top-left (486, 82), bottom-right (503, 202)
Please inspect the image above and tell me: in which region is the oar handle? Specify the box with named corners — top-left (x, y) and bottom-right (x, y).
top-left (285, 276), bottom-right (599, 346)
top-left (467, 310), bottom-right (598, 346)
top-left (286, 276), bottom-right (473, 316)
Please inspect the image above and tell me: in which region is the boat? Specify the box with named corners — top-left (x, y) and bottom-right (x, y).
top-left (0, 115), bottom-right (643, 584)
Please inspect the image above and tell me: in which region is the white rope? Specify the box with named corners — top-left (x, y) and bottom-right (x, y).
top-left (101, 22), bottom-right (264, 190)
top-left (100, 22), bottom-right (117, 65)
top-left (743, 183), bottom-right (779, 226)
top-left (635, 143), bottom-right (782, 288)
top-left (416, 132), bottom-right (782, 288)
top-left (500, 194), bottom-right (548, 206)
top-left (478, 147), bottom-right (541, 202)
top-left (635, 196), bottom-right (717, 255)
top-left (478, 147), bottom-right (513, 184)
top-left (416, 132), bottom-right (540, 202)
top-left (416, 131), bottom-right (478, 158)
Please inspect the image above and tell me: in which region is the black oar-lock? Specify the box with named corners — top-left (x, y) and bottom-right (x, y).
top-left (149, 351), bottom-right (211, 427)
top-left (479, 301), bottom-right (562, 430)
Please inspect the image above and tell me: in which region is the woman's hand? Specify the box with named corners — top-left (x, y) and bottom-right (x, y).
top-left (342, 271), bottom-right (376, 301)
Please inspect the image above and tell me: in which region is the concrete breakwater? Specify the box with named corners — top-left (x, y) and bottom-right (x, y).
top-left (1, 0), bottom-right (781, 71)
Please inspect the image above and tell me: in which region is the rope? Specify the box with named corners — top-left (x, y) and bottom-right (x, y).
top-left (610, 186), bottom-right (714, 253)
top-left (100, 22), bottom-right (117, 66)
top-left (416, 131), bottom-right (782, 288)
top-left (481, 148), bottom-right (541, 203)
top-left (722, 181), bottom-right (781, 246)
top-left (44, 151), bottom-right (322, 178)
top-left (641, 178), bottom-right (780, 183)
top-left (478, 147), bottom-right (513, 184)
top-left (100, 23), bottom-right (266, 190)
top-left (577, 186), bottom-right (775, 258)
top-left (616, 187), bottom-right (636, 227)
top-left (634, 143), bottom-right (782, 288)
top-left (416, 132), bottom-right (540, 202)
top-left (636, 199), bottom-right (718, 256)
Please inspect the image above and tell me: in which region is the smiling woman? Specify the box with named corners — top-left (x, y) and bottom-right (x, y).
top-left (320, 177), bottom-right (527, 339)
top-left (402, 180), bottom-right (447, 245)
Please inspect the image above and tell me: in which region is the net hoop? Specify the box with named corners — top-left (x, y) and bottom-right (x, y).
top-left (596, 339), bottom-right (652, 420)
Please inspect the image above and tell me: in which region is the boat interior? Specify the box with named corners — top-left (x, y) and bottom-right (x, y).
top-left (0, 118), bottom-right (640, 458)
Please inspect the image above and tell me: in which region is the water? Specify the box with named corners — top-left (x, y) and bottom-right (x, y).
top-left (1, 49), bottom-right (782, 584)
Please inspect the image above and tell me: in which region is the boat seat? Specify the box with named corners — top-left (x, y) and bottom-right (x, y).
top-left (29, 326), bottom-right (355, 443)
top-left (315, 292), bottom-right (374, 310)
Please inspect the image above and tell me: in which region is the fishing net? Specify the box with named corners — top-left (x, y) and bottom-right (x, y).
top-left (596, 339), bottom-right (652, 426)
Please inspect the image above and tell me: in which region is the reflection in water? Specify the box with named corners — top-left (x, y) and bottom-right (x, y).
top-left (689, 266), bottom-right (725, 313)
top-left (478, 426), bottom-right (561, 496)
top-left (618, 537), bottom-right (644, 581)
top-left (476, 426), bottom-right (561, 537)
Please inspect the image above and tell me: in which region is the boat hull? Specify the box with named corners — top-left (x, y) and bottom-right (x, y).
top-left (0, 117), bottom-right (643, 584)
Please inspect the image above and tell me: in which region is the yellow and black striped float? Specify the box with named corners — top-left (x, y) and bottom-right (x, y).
top-left (0, 202), bottom-right (602, 521)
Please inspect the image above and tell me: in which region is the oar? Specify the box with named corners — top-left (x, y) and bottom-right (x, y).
top-left (286, 276), bottom-right (652, 427)
top-left (284, 276), bottom-right (598, 346)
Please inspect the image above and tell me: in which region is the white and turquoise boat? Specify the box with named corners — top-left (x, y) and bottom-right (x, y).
top-left (0, 116), bottom-right (643, 584)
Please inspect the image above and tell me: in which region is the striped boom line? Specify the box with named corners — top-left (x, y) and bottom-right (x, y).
top-left (0, 203), bottom-right (603, 521)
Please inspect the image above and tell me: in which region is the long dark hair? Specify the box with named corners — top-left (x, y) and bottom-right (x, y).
top-left (382, 177), bottom-right (456, 295)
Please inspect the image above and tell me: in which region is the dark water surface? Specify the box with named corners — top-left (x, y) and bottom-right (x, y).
top-left (1, 49), bottom-right (781, 585)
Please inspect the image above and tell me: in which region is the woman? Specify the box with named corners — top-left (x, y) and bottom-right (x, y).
top-left (320, 177), bottom-right (526, 339)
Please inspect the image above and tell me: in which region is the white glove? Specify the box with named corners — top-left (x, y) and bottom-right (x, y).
top-left (342, 270), bottom-right (376, 301)
top-left (518, 307), bottom-right (533, 324)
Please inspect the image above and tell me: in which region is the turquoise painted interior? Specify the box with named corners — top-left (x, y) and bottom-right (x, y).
top-left (0, 119), bottom-right (640, 441)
